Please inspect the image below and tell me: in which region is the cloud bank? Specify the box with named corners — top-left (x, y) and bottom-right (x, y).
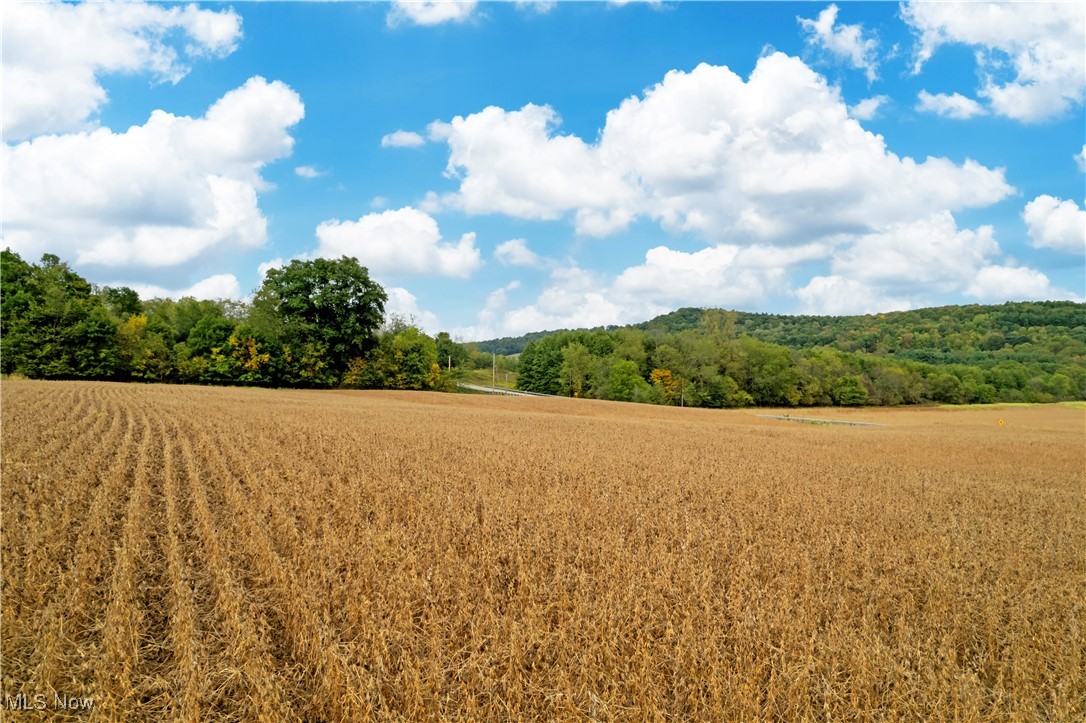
top-left (3, 77), bottom-right (305, 271)
top-left (2, 1), bottom-right (242, 139)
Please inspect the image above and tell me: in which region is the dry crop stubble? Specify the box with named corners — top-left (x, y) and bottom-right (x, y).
top-left (1, 379), bottom-right (1083, 720)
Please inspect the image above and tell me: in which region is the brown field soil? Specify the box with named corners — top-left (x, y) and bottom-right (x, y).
top-left (2, 379), bottom-right (1083, 721)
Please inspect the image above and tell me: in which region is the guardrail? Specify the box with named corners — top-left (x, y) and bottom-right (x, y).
top-left (758, 415), bottom-right (887, 427)
top-left (457, 383), bottom-right (564, 398)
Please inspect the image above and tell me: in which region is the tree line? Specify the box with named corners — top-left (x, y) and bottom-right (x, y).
top-left (5, 250), bottom-right (1083, 407)
top-left (514, 307), bottom-right (1086, 407)
top-left (0, 250), bottom-right (465, 391)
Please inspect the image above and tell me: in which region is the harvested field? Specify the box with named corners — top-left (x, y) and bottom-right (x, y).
top-left (2, 379), bottom-right (1084, 720)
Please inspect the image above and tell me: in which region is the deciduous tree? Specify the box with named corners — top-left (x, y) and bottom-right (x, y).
top-left (250, 257), bottom-right (386, 383)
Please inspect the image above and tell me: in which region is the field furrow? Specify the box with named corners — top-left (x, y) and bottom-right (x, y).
top-left (157, 415), bottom-right (203, 722)
top-left (186, 415), bottom-right (360, 721)
top-left (56, 399), bottom-right (138, 635)
top-left (99, 408), bottom-right (157, 712)
top-left (173, 415), bottom-right (295, 721)
top-left (24, 398), bottom-right (139, 703)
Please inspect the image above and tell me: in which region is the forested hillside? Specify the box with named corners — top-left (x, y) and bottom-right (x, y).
top-left (0, 250), bottom-right (464, 391)
top-left (511, 305), bottom-right (1086, 407)
top-left (635, 304), bottom-right (1086, 363)
top-left (478, 303), bottom-right (1085, 361)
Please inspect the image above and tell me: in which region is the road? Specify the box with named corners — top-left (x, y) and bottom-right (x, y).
top-left (457, 383), bottom-right (546, 397)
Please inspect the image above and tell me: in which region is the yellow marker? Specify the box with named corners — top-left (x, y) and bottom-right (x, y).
top-left (998, 418), bottom-right (1004, 426)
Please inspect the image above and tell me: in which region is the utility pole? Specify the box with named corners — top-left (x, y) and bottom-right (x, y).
top-left (492, 352), bottom-right (496, 391)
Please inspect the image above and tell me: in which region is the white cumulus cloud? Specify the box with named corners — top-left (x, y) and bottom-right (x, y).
top-left (494, 238), bottom-right (547, 268)
top-left (902, 1), bottom-right (1085, 122)
top-left (428, 103), bottom-right (637, 232)
top-left (257, 258), bottom-right (285, 281)
top-left (501, 266), bottom-right (627, 336)
top-left (295, 165), bottom-right (325, 179)
top-left (429, 53), bottom-right (1013, 244)
top-left (1022, 195), bottom-right (1086, 254)
top-left (611, 244), bottom-right (806, 311)
top-left (916, 90), bottom-right (986, 120)
top-left (477, 241), bottom-right (829, 337)
top-left (1, 1), bottom-right (242, 140)
top-left (800, 212), bottom-right (1083, 311)
top-left (385, 286), bottom-right (441, 333)
top-left (966, 265), bottom-right (1081, 303)
top-left (831, 213), bottom-right (999, 293)
top-left (848, 95), bottom-right (888, 121)
top-left (796, 276), bottom-right (913, 316)
top-left (380, 130), bottom-right (426, 148)
top-left (479, 281), bottom-right (521, 326)
top-left (387, 1), bottom-right (477, 27)
top-left (798, 4), bottom-right (879, 82)
top-left (516, 1), bottom-right (557, 14)
top-left (2, 77), bottom-right (305, 269)
top-left (314, 206), bottom-right (482, 278)
top-left (122, 273), bottom-right (243, 301)
top-left (453, 281), bottom-right (522, 341)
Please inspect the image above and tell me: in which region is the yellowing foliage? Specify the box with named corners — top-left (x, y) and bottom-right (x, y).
top-left (650, 367), bottom-right (683, 404)
top-left (119, 313), bottom-right (148, 340)
top-left (232, 334), bottom-right (271, 372)
top-left (2, 380), bottom-right (1083, 721)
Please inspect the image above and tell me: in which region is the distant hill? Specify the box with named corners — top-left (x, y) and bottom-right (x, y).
top-left (489, 301), bottom-right (1084, 407)
top-left (475, 301), bottom-right (1086, 367)
top-left (472, 327), bottom-right (614, 356)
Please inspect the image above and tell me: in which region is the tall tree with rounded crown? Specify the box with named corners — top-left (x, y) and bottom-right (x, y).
top-left (251, 256), bottom-right (387, 383)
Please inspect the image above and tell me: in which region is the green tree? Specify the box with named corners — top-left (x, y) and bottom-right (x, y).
top-left (1, 252), bottom-right (118, 378)
top-left (1, 250), bottom-right (34, 371)
top-left (612, 328), bottom-right (649, 372)
top-left (560, 342), bottom-right (593, 397)
top-left (172, 297), bottom-right (231, 343)
top-left (250, 257), bottom-right (386, 383)
top-left (1044, 373), bottom-right (1074, 399)
top-left (831, 375), bottom-right (869, 406)
top-left (207, 324), bottom-right (275, 386)
top-left (738, 338), bottom-right (801, 406)
top-left (99, 286), bottom-right (142, 319)
top-left (116, 314), bottom-right (173, 381)
top-left (864, 363), bottom-right (921, 406)
top-left (388, 326), bottom-right (439, 390)
top-left (608, 360), bottom-right (650, 402)
top-left (651, 344), bottom-right (686, 379)
top-left (700, 308), bottom-right (737, 346)
top-left (719, 375), bottom-right (754, 407)
top-left (517, 337), bottom-right (563, 395)
top-left (928, 372), bottom-right (965, 404)
top-left (435, 331), bottom-right (470, 371)
top-left (187, 314), bottom-right (236, 357)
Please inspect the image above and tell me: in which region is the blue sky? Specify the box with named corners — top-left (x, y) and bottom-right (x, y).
top-left (3, 1), bottom-right (1084, 339)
